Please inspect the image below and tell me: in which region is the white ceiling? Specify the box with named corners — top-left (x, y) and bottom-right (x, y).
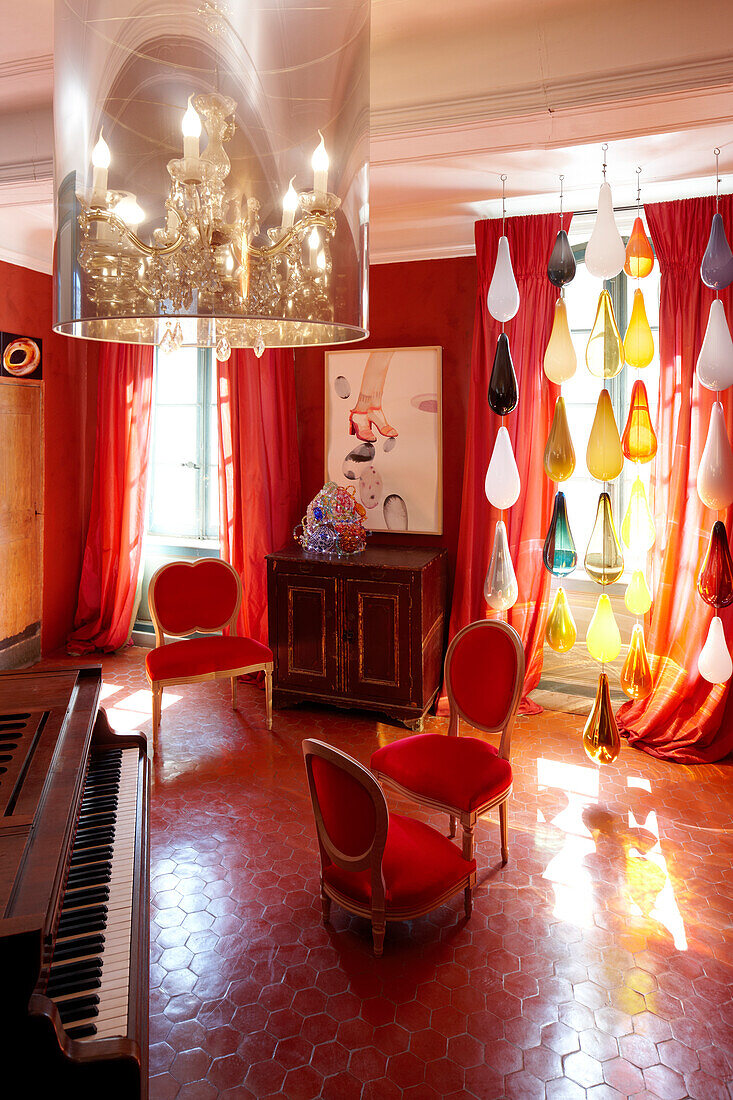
top-left (1, 0), bottom-right (733, 271)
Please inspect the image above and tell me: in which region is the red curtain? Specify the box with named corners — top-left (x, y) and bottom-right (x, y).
top-left (447, 213), bottom-right (569, 711)
top-left (217, 348), bottom-right (302, 644)
top-left (618, 196), bottom-right (733, 762)
top-left (68, 343), bottom-right (154, 654)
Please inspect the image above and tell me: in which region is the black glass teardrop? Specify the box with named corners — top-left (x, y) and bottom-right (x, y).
top-left (547, 229), bottom-right (576, 287)
top-left (488, 333), bottom-right (518, 415)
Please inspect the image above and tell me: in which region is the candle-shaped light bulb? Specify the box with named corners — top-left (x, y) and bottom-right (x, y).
top-left (281, 177), bottom-right (298, 230)
top-left (312, 131), bottom-right (329, 196)
top-left (182, 96), bottom-right (201, 159)
top-left (91, 129), bottom-right (110, 205)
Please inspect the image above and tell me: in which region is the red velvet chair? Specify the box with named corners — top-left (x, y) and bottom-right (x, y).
top-left (371, 620), bottom-right (524, 864)
top-left (303, 738), bottom-right (476, 956)
top-left (146, 558), bottom-right (273, 735)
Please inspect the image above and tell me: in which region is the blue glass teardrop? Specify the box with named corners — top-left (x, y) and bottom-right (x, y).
top-left (701, 212), bottom-right (733, 291)
top-left (542, 491), bottom-right (577, 576)
top-left (548, 229), bottom-right (576, 288)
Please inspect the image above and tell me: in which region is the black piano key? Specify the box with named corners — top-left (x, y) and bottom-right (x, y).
top-left (62, 886), bottom-right (109, 909)
top-left (48, 976), bottom-right (102, 998)
top-left (57, 905), bottom-right (108, 936)
top-left (70, 846), bottom-right (113, 867)
top-left (49, 957), bottom-right (102, 978)
top-left (66, 1023), bottom-right (98, 1040)
top-left (53, 935), bottom-right (105, 961)
top-left (57, 995), bottom-right (100, 1024)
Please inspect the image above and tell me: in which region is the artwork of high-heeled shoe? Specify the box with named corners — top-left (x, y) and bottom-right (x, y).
top-left (349, 406), bottom-right (398, 442)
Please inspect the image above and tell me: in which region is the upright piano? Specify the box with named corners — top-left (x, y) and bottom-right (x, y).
top-left (0, 666), bottom-right (150, 1098)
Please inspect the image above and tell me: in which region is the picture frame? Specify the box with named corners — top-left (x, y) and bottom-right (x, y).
top-left (0, 333), bottom-right (43, 382)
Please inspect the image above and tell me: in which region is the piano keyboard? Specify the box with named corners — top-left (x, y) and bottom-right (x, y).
top-left (46, 748), bottom-right (140, 1041)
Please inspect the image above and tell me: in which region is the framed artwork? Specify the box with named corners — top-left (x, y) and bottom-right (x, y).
top-left (325, 345), bottom-right (442, 535)
top-left (0, 333), bottom-right (43, 381)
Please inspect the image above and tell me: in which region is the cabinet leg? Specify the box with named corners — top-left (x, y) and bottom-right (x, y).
top-left (403, 716), bottom-right (424, 732)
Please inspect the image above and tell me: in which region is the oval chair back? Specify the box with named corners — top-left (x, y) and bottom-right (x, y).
top-left (148, 558), bottom-right (242, 646)
top-left (444, 619), bottom-right (525, 759)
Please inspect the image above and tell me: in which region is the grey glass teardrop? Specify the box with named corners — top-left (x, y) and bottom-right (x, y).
top-left (701, 212), bottom-right (733, 291)
top-left (488, 333), bottom-right (518, 415)
top-left (548, 229), bottom-right (576, 287)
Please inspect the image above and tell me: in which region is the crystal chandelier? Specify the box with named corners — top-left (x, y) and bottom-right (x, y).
top-left (53, 1), bottom-right (370, 356)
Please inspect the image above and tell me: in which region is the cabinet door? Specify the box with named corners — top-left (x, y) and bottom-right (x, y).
top-left (343, 579), bottom-right (412, 703)
top-left (275, 573), bottom-right (339, 693)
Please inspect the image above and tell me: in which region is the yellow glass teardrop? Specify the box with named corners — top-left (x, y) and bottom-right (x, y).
top-left (586, 594), bottom-right (622, 663)
top-left (620, 624), bottom-right (653, 700)
top-left (586, 290), bottom-right (625, 379)
top-left (584, 492), bottom-right (624, 585)
top-left (586, 389), bottom-right (623, 482)
top-left (624, 288), bottom-right (655, 369)
top-left (625, 569), bottom-right (652, 615)
top-left (543, 396), bottom-right (576, 482)
top-left (543, 298), bottom-right (577, 384)
top-left (583, 672), bottom-right (621, 765)
top-left (545, 586), bottom-right (577, 653)
top-left (621, 476), bottom-right (656, 553)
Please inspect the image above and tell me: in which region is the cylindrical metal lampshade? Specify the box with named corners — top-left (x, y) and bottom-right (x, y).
top-left (53, 0), bottom-right (370, 352)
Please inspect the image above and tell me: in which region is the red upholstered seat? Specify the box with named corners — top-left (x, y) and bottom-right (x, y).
top-left (370, 733), bottom-right (512, 813)
top-left (323, 811), bottom-right (476, 910)
top-left (146, 634), bottom-right (273, 682)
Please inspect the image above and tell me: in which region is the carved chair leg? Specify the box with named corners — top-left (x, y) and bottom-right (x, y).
top-left (321, 886), bottom-right (331, 925)
top-left (449, 813), bottom-right (457, 839)
top-left (499, 801), bottom-right (509, 865)
top-left (265, 668), bottom-right (273, 731)
top-left (231, 676), bottom-right (238, 710)
top-left (464, 885), bottom-right (473, 918)
top-left (372, 922), bottom-right (386, 957)
top-left (461, 821), bottom-right (474, 862)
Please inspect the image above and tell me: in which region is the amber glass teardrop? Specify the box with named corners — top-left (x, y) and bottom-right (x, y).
top-left (585, 492), bottom-right (624, 585)
top-left (697, 521), bottom-right (733, 608)
top-left (624, 288), bottom-right (654, 369)
top-left (624, 216), bottom-right (654, 279)
top-left (543, 491), bottom-right (577, 576)
top-left (583, 672), bottom-right (621, 765)
top-left (545, 586), bottom-right (577, 653)
top-left (622, 380), bottom-right (657, 463)
top-left (547, 229), bottom-right (576, 287)
top-left (488, 332), bottom-right (519, 415)
top-left (586, 389), bottom-right (623, 482)
top-left (620, 624), bottom-right (653, 700)
top-left (586, 290), bottom-right (625, 379)
top-left (544, 396), bottom-right (576, 481)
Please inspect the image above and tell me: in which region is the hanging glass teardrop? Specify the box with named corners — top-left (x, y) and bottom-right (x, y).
top-left (621, 477), bottom-right (656, 553)
top-left (698, 614), bottom-right (733, 684)
top-left (484, 519), bottom-right (518, 610)
top-left (585, 492), bottom-right (624, 585)
top-left (487, 235), bottom-right (520, 322)
top-left (586, 595), bottom-right (622, 663)
top-left (697, 401), bottom-right (733, 511)
top-left (696, 299), bottom-right (733, 391)
top-left (624, 216), bottom-right (655, 279)
top-left (543, 297), bottom-right (577, 384)
top-left (547, 229), bottom-right (576, 287)
top-left (484, 426), bottom-right (521, 509)
top-left (586, 389), bottom-right (623, 482)
top-left (545, 586), bottom-right (577, 653)
top-left (254, 336), bottom-right (266, 358)
top-left (625, 569), bottom-right (652, 615)
top-left (622, 379), bottom-right (657, 463)
top-left (586, 290), bottom-right (625, 379)
top-left (697, 521), bottom-right (733, 608)
top-left (583, 672), bottom-right (621, 765)
top-left (488, 333), bottom-right (519, 415)
top-left (544, 396), bottom-right (576, 482)
top-left (624, 288), bottom-right (655, 369)
top-left (700, 212), bottom-right (733, 291)
top-left (585, 182), bottom-right (626, 280)
top-left (543, 491), bottom-right (577, 576)
top-left (159, 325), bottom-right (176, 354)
top-left (620, 624), bottom-right (653, 700)
top-left (215, 336), bottom-right (232, 362)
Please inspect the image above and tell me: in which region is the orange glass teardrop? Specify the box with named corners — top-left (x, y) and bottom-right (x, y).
top-left (583, 672), bottom-right (621, 765)
top-left (624, 216), bottom-right (655, 279)
top-left (622, 380), bottom-right (657, 463)
top-left (620, 624), bottom-right (653, 700)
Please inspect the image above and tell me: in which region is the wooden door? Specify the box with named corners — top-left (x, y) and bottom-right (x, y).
top-left (343, 578), bottom-right (412, 704)
top-left (274, 573), bottom-right (340, 694)
top-left (0, 383), bottom-right (43, 669)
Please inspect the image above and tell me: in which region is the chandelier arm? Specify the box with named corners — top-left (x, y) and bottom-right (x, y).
top-left (245, 213), bottom-right (336, 261)
top-left (84, 209), bottom-right (186, 257)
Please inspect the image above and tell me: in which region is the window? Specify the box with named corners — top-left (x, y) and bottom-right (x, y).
top-left (147, 346), bottom-right (219, 542)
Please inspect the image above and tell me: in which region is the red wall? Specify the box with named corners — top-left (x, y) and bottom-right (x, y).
top-left (294, 256), bottom-right (477, 581)
top-left (0, 260), bottom-right (98, 655)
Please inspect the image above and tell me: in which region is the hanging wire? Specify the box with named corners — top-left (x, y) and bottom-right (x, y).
top-left (636, 166), bottom-right (642, 216)
top-left (601, 143), bottom-right (608, 181)
top-left (715, 147), bottom-right (721, 211)
top-left (500, 174), bottom-right (507, 234)
top-left (559, 174), bottom-right (564, 229)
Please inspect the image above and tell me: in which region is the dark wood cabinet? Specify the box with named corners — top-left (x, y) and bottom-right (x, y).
top-left (267, 547), bottom-right (447, 728)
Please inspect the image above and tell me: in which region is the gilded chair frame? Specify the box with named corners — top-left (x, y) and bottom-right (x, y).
top-left (146, 558), bottom-right (273, 735)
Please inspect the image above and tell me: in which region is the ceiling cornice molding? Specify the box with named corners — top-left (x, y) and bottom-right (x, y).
top-left (0, 244), bottom-right (52, 275)
top-left (371, 241), bottom-right (475, 265)
top-left (0, 158), bottom-right (53, 186)
top-left (372, 52), bottom-right (733, 136)
top-left (0, 52), bottom-right (53, 82)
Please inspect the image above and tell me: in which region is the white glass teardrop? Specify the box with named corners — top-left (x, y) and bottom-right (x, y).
top-left (159, 325), bottom-right (175, 354)
top-left (487, 236), bottom-right (520, 323)
top-left (484, 426), bottom-right (521, 509)
top-left (698, 614), bottom-right (732, 684)
top-left (484, 519), bottom-right (518, 610)
top-left (697, 401), bottom-right (733, 511)
top-left (215, 336), bottom-right (232, 362)
top-left (585, 182), bottom-right (626, 280)
top-left (696, 299), bottom-right (733, 392)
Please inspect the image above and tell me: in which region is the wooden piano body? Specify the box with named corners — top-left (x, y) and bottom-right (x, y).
top-left (0, 666), bottom-right (149, 1099)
